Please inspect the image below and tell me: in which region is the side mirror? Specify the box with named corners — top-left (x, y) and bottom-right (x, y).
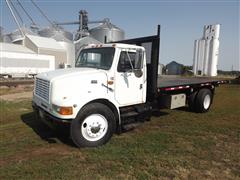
top-left (133, 69), bottom-right (143, 78)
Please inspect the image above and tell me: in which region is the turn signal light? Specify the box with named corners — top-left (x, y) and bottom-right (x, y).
top-left (107, 80), bottom-right (114, 85)
top-left (59, 107), bottom-right (73, 115)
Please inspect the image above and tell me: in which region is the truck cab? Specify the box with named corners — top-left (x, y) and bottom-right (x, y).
top-left (32, 43), bottom-right (148, 147)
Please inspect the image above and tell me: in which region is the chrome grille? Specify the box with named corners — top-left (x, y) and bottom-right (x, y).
top-left (35, 78), bottom-right (50, 102)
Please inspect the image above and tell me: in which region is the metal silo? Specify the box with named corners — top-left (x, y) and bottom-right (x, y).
top-left (193, 24), bottom-right (220, 77)
top-left (10, 26), bottom-right (36, 43)
top-left (203, 39), bottom-right (210, 75)
top-left (193, 39), bottom-right (199, 75)
top-left (38, 26), bottom-right (73, 41)
top-left (74, 36), bottom-right (101, 63)
top-left (197, 39), bottom-right (206, 75)
top-left (89, 20), bottom-right (124, 43)
top-left (0, 27), bottom-right (3, 42)
top-left (1, 26), bottom-right (13, 43)
top-left (58, 40), bottom-right (75, 67)
top-left (38, 26), bottom-right (75, 67)
top-left (2, 34), bottom-right (12, 43)
top-left (208, 38), bottom-right (220, 76)
top-left (207, 24), bottom-right (220, 76)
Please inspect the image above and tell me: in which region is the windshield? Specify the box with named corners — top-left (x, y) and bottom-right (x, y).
top-left (76, 47), bottom-right (115, 70)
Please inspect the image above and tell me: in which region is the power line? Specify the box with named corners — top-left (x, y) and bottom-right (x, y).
top-left (30, 0), bottom-right (54, 26)
top-left (5, 0), bottom-right (24, 37)
top-left (16, 0), bottom-right (37, 26)
top-left (9, 0), bottom-right (24, 25)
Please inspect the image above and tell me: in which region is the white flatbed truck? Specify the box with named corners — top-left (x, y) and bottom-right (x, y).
top-left (32, 25), bottom-right (227, 147)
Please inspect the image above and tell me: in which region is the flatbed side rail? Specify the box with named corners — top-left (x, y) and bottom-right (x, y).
top-left (158, 80), bottom-right (229, 93)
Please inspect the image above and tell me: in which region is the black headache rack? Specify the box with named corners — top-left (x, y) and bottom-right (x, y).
top-left (111, 25), bottom-right (161, 102)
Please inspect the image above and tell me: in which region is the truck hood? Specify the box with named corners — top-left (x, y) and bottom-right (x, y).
top-left (37, 67), bottom-right (109, 107)
top-left (36, 68), bottom-right (106, 81)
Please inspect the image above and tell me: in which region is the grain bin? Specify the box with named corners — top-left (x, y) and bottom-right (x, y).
top-left (10, 27), bottom-right (36, 43)
top-left (38, 26), bottom-right (73, 41)
top-left (38, 26), bottom-right (75, 67)
top-left (58, 40), bottom-right (75, 67)
top-left (89, 20), bottom-right (124, 43)
top-left (0, 27), bottom-right (3, 42)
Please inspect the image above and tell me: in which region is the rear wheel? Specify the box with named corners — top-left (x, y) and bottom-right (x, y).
top-left (188, 91), bottom-right (198, 112)
top-left (70, 103), bottom-right (116, 147)
top-left (195, 89), bottom-right (213, 113)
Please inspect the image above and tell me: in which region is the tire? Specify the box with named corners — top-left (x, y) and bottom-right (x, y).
top-left (188, 91), bottom-right (198, 112)
top-left (70, 103), bottom-right (116, 147)
top-left (195, 89), bottom-right (213, 113)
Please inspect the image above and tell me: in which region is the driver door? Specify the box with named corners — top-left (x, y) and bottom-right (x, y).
top-left (114, 49), bottom-right (145, 106)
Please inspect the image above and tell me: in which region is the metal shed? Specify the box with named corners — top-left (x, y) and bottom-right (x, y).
top-left (0, 42), bottom-right (55, 77)
top-left (24, 35), bottom-right (68, 68)
top-left (166, 61), bottom-right (184, 75)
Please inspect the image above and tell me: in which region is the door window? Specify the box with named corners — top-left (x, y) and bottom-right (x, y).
top-left (117, 50), bottom-right (143, 72)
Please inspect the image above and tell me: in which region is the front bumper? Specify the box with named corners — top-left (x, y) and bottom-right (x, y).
top-left (32, 101), bottom-right (72, 125)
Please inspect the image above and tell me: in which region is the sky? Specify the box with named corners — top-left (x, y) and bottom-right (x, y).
top-left (1, 0), bottom-right (239, 71)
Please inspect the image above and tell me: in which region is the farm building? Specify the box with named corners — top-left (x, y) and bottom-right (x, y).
top-left (166, 61), bottom-right (184, 75)
top-left (24, 35), bottom-right (74, 68)
top-left (0, 42), bottom-right (55, 77)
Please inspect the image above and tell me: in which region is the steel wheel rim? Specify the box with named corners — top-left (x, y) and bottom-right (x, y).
top-left (81, 114), bottom-right (108, 142)
top-left (203, 94), bottom-right (211, 109)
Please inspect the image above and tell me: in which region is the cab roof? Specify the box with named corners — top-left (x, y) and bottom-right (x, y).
top-left (84, 43), bottom-right (145, 51)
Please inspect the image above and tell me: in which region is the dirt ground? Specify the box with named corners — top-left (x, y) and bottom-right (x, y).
top-left (0, 91), bottom-right (33, 101)
top-left (0, 85), bottom-right (33, 101)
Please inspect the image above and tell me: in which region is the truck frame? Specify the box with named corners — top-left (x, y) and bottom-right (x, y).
top-left (32, 25), bottom-right (227, 147)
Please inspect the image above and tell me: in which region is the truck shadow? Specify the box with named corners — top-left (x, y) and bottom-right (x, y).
top-left (175, 106), bottom-right (192, 112)
top-left (21, 111), bottom-right (170, 144)
top-left (21, 112), bottom-right (76, 147)
top-left (152, 110), bottom-right (169, 117)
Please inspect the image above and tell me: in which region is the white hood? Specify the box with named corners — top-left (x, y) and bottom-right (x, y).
top-left (36, 68), bottom-right (105, 82)
top-left (36, 67), bottom-right (109, 106)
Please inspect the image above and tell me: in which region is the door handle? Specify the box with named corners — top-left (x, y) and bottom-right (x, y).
top-left (140, 84), bottom-right (143, 89)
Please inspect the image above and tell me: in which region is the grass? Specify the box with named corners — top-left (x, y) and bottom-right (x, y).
top-left (0, 84), bottom-right (239, 179)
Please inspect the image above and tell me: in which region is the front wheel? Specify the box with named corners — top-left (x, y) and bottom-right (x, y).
top-left (70, 103), bottom-right (116, 147)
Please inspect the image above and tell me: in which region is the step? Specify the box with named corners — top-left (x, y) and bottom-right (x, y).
top-left (121, 111), bottom-right (139, 119)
